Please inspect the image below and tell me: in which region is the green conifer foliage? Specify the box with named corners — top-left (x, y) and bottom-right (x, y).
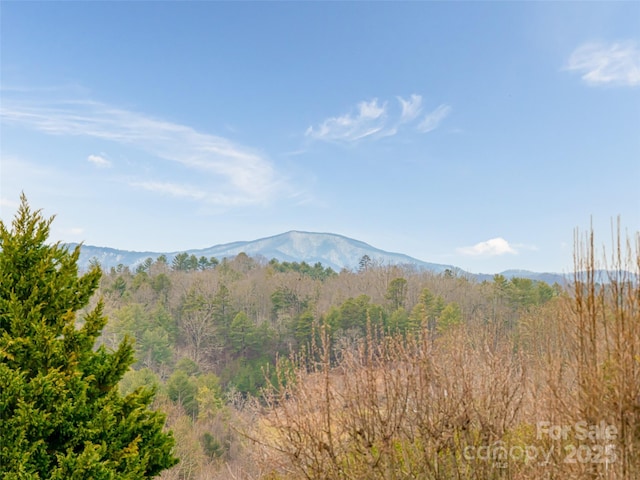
top-left (0, 195), bottom-right (178, 478)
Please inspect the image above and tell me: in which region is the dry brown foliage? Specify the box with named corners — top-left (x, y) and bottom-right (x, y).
top-left (240, 224), bottom-right (639, 480)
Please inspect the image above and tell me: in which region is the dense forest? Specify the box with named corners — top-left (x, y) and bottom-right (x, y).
top-left (87, 227), bottom-right (639, 479)
top-left (2, 199), bottom-right (637, 479)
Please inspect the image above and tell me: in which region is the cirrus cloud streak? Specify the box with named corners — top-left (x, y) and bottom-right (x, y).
top-left (1, 95), bottom-right (283, 206)
top-left (306, 94), bottom-right (452, 143)
top-left (565, 41), bottom-right (640, 87)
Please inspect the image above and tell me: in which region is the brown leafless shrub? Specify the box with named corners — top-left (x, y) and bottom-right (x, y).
top-left (240, 222), bottom-right (639, 480)
top-left (532, 223), bottom-right (640, 479)
top-left (245, 319), bottom-right (530, 479)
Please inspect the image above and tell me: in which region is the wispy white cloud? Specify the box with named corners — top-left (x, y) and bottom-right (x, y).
top-left (87, 154), bottom-right (112, 168)
top-left (129, 180), bottom-right (272, 207)
top-left (417, 104), bottom-right (452, 133)
top-left (1, 96), bottom-right (283, 206)
top-left (306, 94), bottom-right (451, 143)
top-left (129, 181), bottom-right (207, 200)
top-left (565, 41), bottom-right (640, 87)
top-left (457, 237), bottom-right (518, 256)
top-left (397, 94), bottom-right (423, 123)
top-left (281, 148), bottom-right (308, 157)
top-left (305, 98), bottom-right (388, 142)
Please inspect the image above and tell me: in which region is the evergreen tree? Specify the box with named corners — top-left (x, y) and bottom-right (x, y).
top-left (229, 312), bottom-right (258, 355)
top-left (0, 196), bottom-right (178, 478)
top-left (437, 302), bottom-right (462, 333)
top-left (385, 277), bottom-right (408, 311)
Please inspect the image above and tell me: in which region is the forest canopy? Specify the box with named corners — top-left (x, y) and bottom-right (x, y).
top-left (2, 197), bottom-right (638, 480)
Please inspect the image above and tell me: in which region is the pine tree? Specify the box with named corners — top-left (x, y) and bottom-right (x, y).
top-left (0, 195), bottom-right (178, 478)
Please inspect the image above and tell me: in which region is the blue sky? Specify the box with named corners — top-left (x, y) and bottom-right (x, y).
top-left (1, 1), bottom-right (639, 274)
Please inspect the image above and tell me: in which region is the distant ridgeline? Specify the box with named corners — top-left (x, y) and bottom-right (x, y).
top-left (69, 230), bottom-right (569, 283)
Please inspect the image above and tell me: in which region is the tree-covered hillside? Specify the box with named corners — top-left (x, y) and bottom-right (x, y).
top-left (97, 249), bottom-right (560, 397)
top-left (90, 238), bottom-right (577, 479)
top-left (3, 198), bottom-right (638, 479)
top-left (99, 225), bottom-right (638, 480)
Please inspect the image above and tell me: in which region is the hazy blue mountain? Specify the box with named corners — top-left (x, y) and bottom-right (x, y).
top-left (72, 231), bottom-right (456, 273)
top-left (475, 270), bottom-right (569, 285)
top-left (71, 230), bottom-right (572, 282)
top-left (72, 244), bottom-right (163, 271)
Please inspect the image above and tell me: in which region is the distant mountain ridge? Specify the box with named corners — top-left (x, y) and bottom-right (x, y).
top-left (73, 231), bottom-right (454, 273)
top-left (71, 230), bottom-right (568, 283)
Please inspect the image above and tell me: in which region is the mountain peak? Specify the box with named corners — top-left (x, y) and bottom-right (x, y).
top-left (72, 231), bottom-right (568, 283)
top-left (74, 231), bottom-right (453, 273)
